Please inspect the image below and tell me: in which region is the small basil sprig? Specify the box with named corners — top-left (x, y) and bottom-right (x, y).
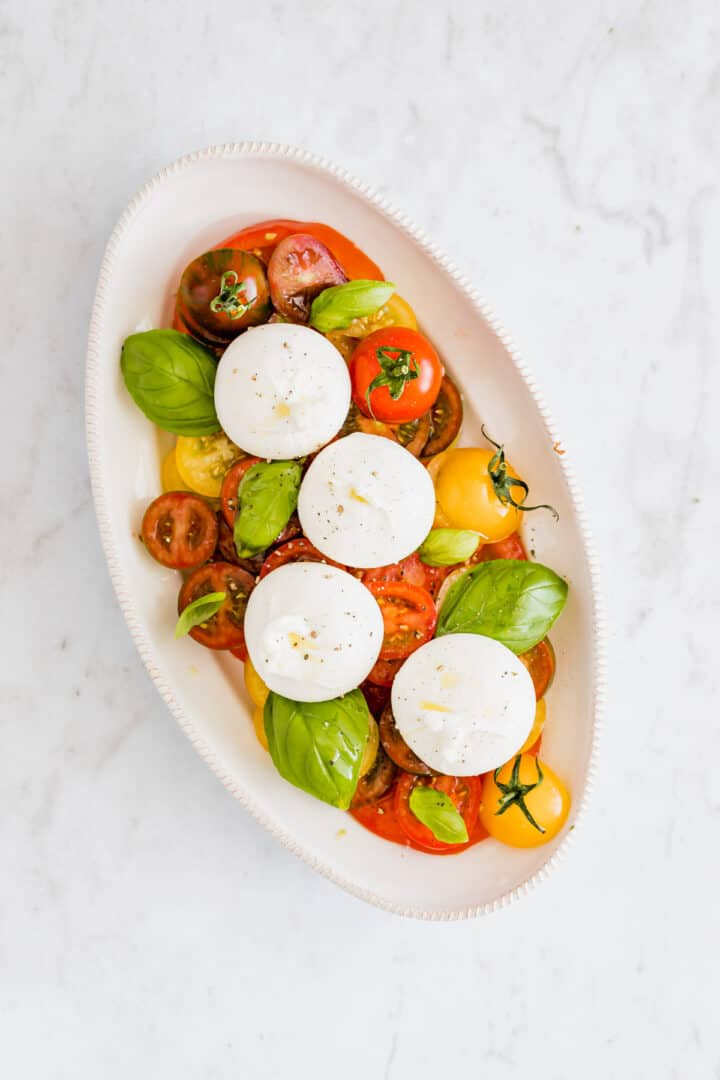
top-left (121, 329), bottom-right (220, 435)
top-left (418, 529), bottom-right (480, 567)
top-left (437, 559), bottom-right (568, 654)
top-left (409, 787), bottom-right (469, 844)
top-left (264, 690), bottom-right (371, 808)
top-left (309, 280), bottom-right (395, 333)
top-left (234, 460), bottom-right (302, 558)
top-left (175, 592), bottom-right (226, 638)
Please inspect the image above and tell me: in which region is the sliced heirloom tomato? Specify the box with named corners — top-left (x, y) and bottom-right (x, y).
top-left (395, 773), bottom-right (483, 854)
top-left (177, 248), bottom-right (271, 348)
top-left (362, 552), bottom-right (447, 600)
top-left (268, 234), bottom-right (347, 322)
top-left (366, 581), bottom-right (437, 660)
top-left (220, 456), bottom-right (262, 527)
top-left (422, 374), bottom-right (463, 458)
top-left (365, 657), bottom-right (405, 688)
top-left (479, 531), bottom-right (528, 561)
top-left (379, 701), bottom-right (436, 776)
top-left (175, 433), bottom-right (243, 499)
top-left (351, 745), bottom-right (397, 809)
top-left (178, 562), bottom-right (255, 651)
top-left (519, 638), bottom-right (555, 700)
top-left (338, 402), bottom-right (431, 458)
top-left (259, 537), bottom-right (346, 579)
top-left (218, 219), bottom-right (384, 280)
top-left (141, 492), bottom-right (218, 570)
top-left (350, 327), bottom-right (444, 424)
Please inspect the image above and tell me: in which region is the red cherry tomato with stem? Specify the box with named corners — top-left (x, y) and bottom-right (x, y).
top-left (350, 328), bottom-right (444, 424)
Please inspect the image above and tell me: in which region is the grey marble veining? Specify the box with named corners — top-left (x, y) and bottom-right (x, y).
top-left (2, 1), bottom-right (719, 1076)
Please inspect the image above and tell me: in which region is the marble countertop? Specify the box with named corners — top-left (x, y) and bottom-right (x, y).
top-left (3, 2), bottom-right (719, 1076)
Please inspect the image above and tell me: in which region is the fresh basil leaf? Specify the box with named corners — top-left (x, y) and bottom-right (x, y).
top-left (121, 329), bottom-right (220, 435)
top-left (409, 787), bottom-right (469, 844)
top-left (437, 559), bottom-right (568, 654)
top-left (264, 690), bottom-right (371, 808)
top-left (174, 592), bottom-right (226, 638)
top-left (233, 460), bottom-right (302, 558)
top-left (309, 280), bottom-right (395, 333)
top-left (418, 528), bottom-right (480, 566)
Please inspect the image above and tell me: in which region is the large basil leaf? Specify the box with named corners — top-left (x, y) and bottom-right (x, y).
top-left (309, 280), bottom-right (395, 332)
top-left (436, 559), bottom-right (568, 654)
top-left (233, 460), bottom-right (302, 558)
top-left (409, 787), bottom-right (469, 844)
top-left (264, 690), bottom-right (370, 809)
top-left (120, 329), bottom-right (220, 435)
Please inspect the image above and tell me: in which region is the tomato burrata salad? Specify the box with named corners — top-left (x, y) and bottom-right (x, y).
top-left (120, 219), bottom-right (571, 855)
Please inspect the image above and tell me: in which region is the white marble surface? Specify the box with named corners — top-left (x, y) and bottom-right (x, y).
top-left (3, 1), bottom-right (719, 1076)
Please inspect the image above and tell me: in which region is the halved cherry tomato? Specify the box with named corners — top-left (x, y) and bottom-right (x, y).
top-left (259, 537), bottom-right (346, 579)
top-left (220, 456), bottom-right (262, 527)
top-left (178, 562), bottom-right (255, 651)
top-left (479, 531), bottom-right (528, 561)
top-left (351, 744), bottom-right (396, 808)
top-left (479, 754), bottom-right (569, 848)
top-left (268, 234), bottom-right (347, 322)
top-left (350, 328), bottom-right (444, 424)
top-left (394, 773), bottom-right (483, 854)
top-left (175, 433), bottom-right (242, 499)
top-left (218, 219), bottom-right (383, 280)
top-left (161, 447), bottom-right (191, 493)
top-left (379, 702), bottom-right (436, 775)
top-left (423, 374), bottom-right (463, 458)
top-left (366, 581), bottom-right (437, 660)
top-left (362, 552), bottom-right (447, 599)
top-left (141, 492), bottom-right (218, 570)
top-left (338, 402), bottom-right (431, 457)
top-left (178, 249), bottom-right (271, 347)
top-left (520, 638), bottom-right (555, 700)
top-left (365, 657), bottom-right (404, 688)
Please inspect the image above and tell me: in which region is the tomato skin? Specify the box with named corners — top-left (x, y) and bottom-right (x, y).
top-left (337, 402), bottom-right (431, 458)
top-left (141, 492), bottom-right (218, 570)
top-left (268, 233), bottom-right (347, 322)
top-left (479, 531), bottom-right (528, 561)
top-left (379, 701), bottom-right (436, 775)
top-left (178, 562), bottom-right (255, 651)
top-left (479, 754), bottom-right (570, 848)
top-left (259, 537), bottom-right (346, 579)
top-left (161, 448), bottom-right (191, 493)
top-left (362, 553), bottom-right (447, 599)
top-left (218, 219), bottom-right (384, 280)
top-left (519, 698), bottom-right (546, 754)
top-left (350, 328), bottom-right (444, 423)
top-left (365, 657), bottom-right (404, 688)
top-left (365, 581), bottom-right (437, 660)
top-left (423, 374), bottom-right (463, 458)
top-left (351, 746), bottom-right (397, 809)
top-left (394, 773), bottom-right (483, 854)
top-left (429, 447), bottom-right (523, 541)
top-left (220, 456), bottom-right (262, 527)
top-left (178, 249), bottom-right (270, 346)
top-left (519, 638), bottom-right (555, 700)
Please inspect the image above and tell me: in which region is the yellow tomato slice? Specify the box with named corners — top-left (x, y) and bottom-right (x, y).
top-left (343, 293), bottom-right (418, 338)
top-left (519, 698), bottom-right (547, 754)
top-left (244, 659), bottom-right (269, 708)
top-left (175, 433), bottom-right (242, 498)
top-left (251, 705), bottom-right (269, 752)
top-left (161, 446), bottom-right (192, 493)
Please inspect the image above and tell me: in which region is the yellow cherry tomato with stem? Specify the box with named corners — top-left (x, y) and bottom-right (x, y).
top-left (479, 753), bottom-right (569, 848)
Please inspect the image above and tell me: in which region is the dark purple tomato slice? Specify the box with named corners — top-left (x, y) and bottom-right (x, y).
top-left (141, 492), bottom-right (218, 570)
top-left (267, 233), bottom-right (347, 322)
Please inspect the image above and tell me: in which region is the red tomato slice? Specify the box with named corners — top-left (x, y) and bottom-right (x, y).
top-left (217, 219), bottom-right (384, 280)
top-left (229, 643), bottom-right (249, 662)
top-left (177, 562), bottom-right (255, 651)
top-left (362, 552), bottom-right (447, 599)
top-left (519, 638), bottom-right (556, 700)
top-left (365, 657), bottom-right (404, 688)
top-left (479, 532), bottom-right (528, 561)
top-left (365, 581), bottom-right (437, 660)
top-left (394, 773), bottom-right (483, 854)
top-left (220, 457), bottom-right (262, 527)
top-left (259, 537), bottom-right (346, 579)
top-left (141, 492), bottom-right (218, 570)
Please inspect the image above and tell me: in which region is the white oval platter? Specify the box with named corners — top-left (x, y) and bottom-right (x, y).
top-left (86, 143), bottom-right (603, 919)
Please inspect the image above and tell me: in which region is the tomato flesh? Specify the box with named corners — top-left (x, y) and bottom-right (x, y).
top-left (178, 562), bottom-right (255, 651)
top-left (268, 234), bottom-right (347, 322)
top-left (423, 374), bottom-right (463, 458)
top-left (259, 537), bottom-right (346, 579)
top-left (365, 657), bottom-right (404, 688)
top-left (365, 581), bottom-right (437, 660)
top-left (141, 492), bottom-right (218, 570)
top-left (362, 552), bottom-right (447, 600)
top-left (520, 638), bottom-right (556, 700)
top-left (479, 531), bottom-right (528, 561)
top-left (395, 773), bottom-right (483, 853)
